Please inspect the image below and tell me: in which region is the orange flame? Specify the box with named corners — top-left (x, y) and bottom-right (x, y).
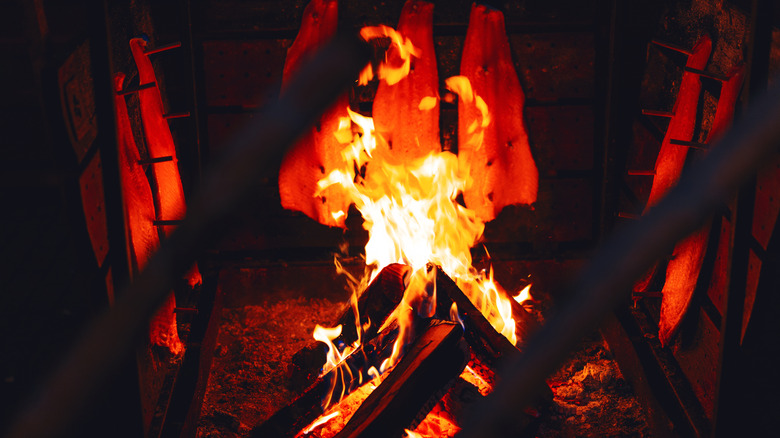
top-left (300, 410), bottom-right (341, 436)
top-left (359, 25), bottom-right (421, 86)
top-left (317, 81), bottom-right (519, 358)
top-left (306, 28), bottom-right (523, 420)
top-left (513, 283), bottom-right (533, 304)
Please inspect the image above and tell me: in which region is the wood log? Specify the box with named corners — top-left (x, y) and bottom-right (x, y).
top-left (509, 294), bottom-right (540, 350)
top-left (288, 263), bottom-right (411, 392)
top-left (334, 320), bottom-right (469, 438)
top-left (434, 268), bottom-right (553, 404)
top-left (253, 324), bottom-right (401, 438)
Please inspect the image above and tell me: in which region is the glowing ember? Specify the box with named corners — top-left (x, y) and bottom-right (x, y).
top-left (300, 410), bottom-right (341, 436)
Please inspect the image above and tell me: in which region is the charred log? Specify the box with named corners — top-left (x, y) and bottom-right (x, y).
top-left (288, 263), bottom-right (411, 391)
top-left (333, 320), bottom-right (468, 438)
top-left (434, 268), bottom-right (553, 405)
top-left (253, 324), bottom-right (400, 438)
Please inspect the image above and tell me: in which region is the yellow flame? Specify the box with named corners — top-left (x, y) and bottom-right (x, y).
top-left (513, 283), bottom-right (533, 304)
top-left (300, 410), bottom-right (341, 435)
top-left (313, 324), bottom-right (347, 376)
top-left (418, 96), bottom-right (438, 111)
top-left (359, 25), bottom-right (421, 86)
top-left (307, 31), bottom-right (522, 414)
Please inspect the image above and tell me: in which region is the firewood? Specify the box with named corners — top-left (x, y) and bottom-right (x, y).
top-left (253, 323), bottom-right (400, 438)
top-left (288, 263), bottom-right (411, 392)
top-left (334, 320), bottom-right (469, 438)
top-left (434, 268), bottom-right (553, 404)
top-left (509, 293), bottom-right (540, 350)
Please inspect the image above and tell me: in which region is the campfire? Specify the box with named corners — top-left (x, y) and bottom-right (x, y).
top-left (261, 1), bottom-right (547, 436)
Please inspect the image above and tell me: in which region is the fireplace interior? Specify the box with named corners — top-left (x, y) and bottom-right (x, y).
top-left (2, 0), bottom-right (780, 437)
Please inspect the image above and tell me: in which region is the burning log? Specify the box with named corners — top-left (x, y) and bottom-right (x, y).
top-left (129, 37), bottom-right (202, 288)
top-left (333, 320), bottom-right (468, 438)
top-left (288, 263), bottom-right (411, 391)
top-left (372, 0), bottom-right (440, 163)
top-left (277, 0), bottom-right (352, 227)
top-left (458, 3), bottom-right (539, 222)
top-left (435, 269), bottom-right (553, 408)
top-left (253, 323), bottom-right (401, 438)
top-left (658, 63), bottom-right (745, 346)
top-left (113, 72), bottom-right (183, 355)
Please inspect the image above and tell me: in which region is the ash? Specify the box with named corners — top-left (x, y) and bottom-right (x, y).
top-left (535, 332), bottom-right (650, 437)
top-left (197, 296), bottom-right (650, 437)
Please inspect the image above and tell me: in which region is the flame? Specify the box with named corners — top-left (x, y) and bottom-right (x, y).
top-left (513, 283), bottom-right (533, 304)
top-left (305, 28), bottom-right (523, 424)
top-left (418, 96), bottom-right (438, 111)
top-left (300, 410), bottom-right (341, 436)
top-left (359, 25), bottom-right (421, 86)
top-left (317, 78), bottom-right (519, 358)
top-left (412, 410), bottom-right (461, 437)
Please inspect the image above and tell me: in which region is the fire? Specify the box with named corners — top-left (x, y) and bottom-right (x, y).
top-left (300, 410), bottom-right (341, 436)
top-left (514, 283), bottom-right (533, 304)
top-left (317, 81), bottom-right (519, 358)
top-left (358, 25), bottom-right (421, 86)
top-left (300, 22), bottom-right (531, 435)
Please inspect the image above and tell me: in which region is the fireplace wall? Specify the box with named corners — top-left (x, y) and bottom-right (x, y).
top-left (3, 0), bottom-right (780, 437)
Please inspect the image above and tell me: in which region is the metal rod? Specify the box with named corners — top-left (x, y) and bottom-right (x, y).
top-left (4, 35), bottom-right (370, 438)
top-left (684, 66), bottom-right (728, 82)
top-left (641, 109), bottom-right (674, 117)
top-left (138, 156), bottom-right (174, 165)
top-left (163, 111), bottom-right (191, 119)
top-left (116, 82), bottom-right (155, 95)
top-left (145, 41), bottom-right (182, 55)
top-left (650, 39), bottom-right (693, 56)
top-left (670, 139), bottom-right (708, 149)
top-left (457, 78), bottom-right (780, 438)
top-left (173, 307), bottom-right (198, 314)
